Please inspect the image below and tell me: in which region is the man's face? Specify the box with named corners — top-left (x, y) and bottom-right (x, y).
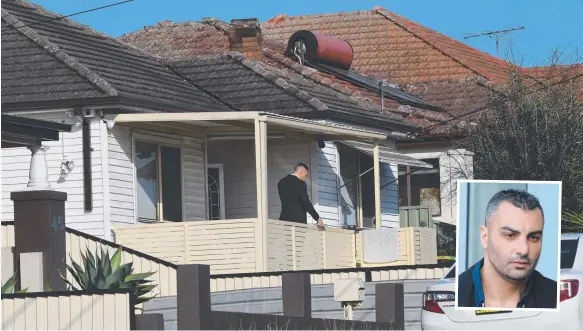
top-left (480, 201), bottom-right (544, 283)
top-left (296, 168), bottom-right (309, 181)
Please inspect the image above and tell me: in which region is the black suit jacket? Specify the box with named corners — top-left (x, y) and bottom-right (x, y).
top-left (277, 174), bottom-right (320, 224)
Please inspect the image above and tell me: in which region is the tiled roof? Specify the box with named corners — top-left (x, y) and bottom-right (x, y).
top-left (120, 15), bottom-right (506, 137)
top-left (168, 53), bottom-right (419, 131)
top-left (262, 7), bottom-right (513, 84)
top-left (261, 7), bottom-right (583, 135)
top-left (1, 0), bottom-right (230, 112)
top-left (522, 64), bottom-right (583, 100)
top-left (121, 18), bottom-right (438, 129)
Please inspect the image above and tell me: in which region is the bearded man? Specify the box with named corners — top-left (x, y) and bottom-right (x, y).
top-left (457, 189), bottom-right (557, 309)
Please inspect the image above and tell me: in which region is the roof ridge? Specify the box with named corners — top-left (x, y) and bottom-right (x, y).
top-left (119, 20), bottom-right (211, 39)
top-left (1, 4), bottom-right (118, 96)
top-left (374, 7), bottom-right (510, 82)
top-left (224, 51), bottom-right (328, 111)
top-left (200, 17), bottom-right (230, 33)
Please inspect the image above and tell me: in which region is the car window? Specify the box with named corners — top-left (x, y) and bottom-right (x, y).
top-left (444, 266), bottom-right (456, 278)
top-left (561, 238), bottom-right (579, 269)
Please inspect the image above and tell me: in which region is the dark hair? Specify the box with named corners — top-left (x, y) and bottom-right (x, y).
top-left (294, 163), bottom-right (309, 172)
top-left (484, 189), bottom-right (544, 225)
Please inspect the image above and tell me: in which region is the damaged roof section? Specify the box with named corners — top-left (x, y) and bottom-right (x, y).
top-left (1, 0), bottom-right (230, 113)
top-left (168, 53), bottom-right (422, 133)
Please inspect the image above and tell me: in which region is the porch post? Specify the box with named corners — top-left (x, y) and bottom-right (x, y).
top-left (254, 119), bottom-right (268, 272)
top-left (373, 140), bottom-right (382, 229)
top-left (27, 144), bottom-right (51, 189)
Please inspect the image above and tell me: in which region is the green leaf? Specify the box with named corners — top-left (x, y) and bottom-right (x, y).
top-left (2, 275), bottom-right (15, 294)
top-left (86, 245), bottom-right (96, 269)
top-left (136, 284), bottom-right (157, 294)
top-left (64, 264), bottom-right (82, 289)
top-left (61, 276), bottom-right (81, 291)
top-left (110, 248), bottom-right (122, 271)
top-left (104, 266), bottom-right (127, 288)
top-left (124, 272), bottom-right (155, 283)
top-left (102, 250), bottom-right (112, 277)
top-left (16, 287), bottom-right (28, 294)
top-left (69, 259), bottom-right (89, 289)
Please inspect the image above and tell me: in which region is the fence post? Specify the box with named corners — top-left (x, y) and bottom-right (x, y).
top-left (282, 271), bottom-right (311, 318)
top-left (135, 314), bottom-right (165, 330)
top-left (177, 264), bottom-right (212, 330)
top-left (11, 190), bottom-right (67, 292)
top-left (375, 282), bottom-right (404, 329)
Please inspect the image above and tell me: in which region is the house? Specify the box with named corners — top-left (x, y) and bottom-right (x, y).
top-left (120, 17), bottom-right (470, 228)
top-left (123, 8), bottom-right (582, 226)
top-left (2, 0), bottom-right (440, 274)
top-left (260, 7), bottom-right (583, 224)
top-left (1, 0), bottom-right (230, 238)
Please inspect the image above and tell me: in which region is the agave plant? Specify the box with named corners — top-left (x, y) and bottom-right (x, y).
top-left (563, 211), bottom-right (583, 232)
top-left (61, 247), bottom-right (157, 306)
top-left (1, 273), bottom-right (28, 294)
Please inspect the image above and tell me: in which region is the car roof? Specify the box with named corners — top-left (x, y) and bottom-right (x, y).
top-left (561, 233), bottom-right (583, 240)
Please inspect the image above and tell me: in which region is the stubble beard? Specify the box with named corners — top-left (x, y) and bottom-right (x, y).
top-left (486, 238), bottom-right (539, 284)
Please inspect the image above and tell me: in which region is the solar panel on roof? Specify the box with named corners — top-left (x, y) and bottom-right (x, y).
top-left (309, 61), bottom-right (443, 112)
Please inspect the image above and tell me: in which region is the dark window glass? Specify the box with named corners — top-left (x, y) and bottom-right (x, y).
top-left (561, 239), bottom-right (579, 269)
top-left (161, 146), bottom-right (182, 222)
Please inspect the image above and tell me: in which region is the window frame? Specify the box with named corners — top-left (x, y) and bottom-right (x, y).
top-left (207, 163), bottom-right (226, 220)
top-left (398, 158), bottom-right (442, 217)
top-left (132, 133), bottom-right (184, 223)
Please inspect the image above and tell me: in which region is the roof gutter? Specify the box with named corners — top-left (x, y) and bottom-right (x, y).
top-left (293, 110), bottom-right (423, 134)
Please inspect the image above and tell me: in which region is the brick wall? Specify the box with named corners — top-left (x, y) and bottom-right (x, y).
top-left (228, 19), bottom-right (263, 60)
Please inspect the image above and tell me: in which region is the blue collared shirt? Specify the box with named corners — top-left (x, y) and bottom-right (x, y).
top-left (472, 258), bottom-right (534, 308)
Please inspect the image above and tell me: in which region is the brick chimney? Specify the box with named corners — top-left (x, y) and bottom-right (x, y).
top-left (228, 18), bottom-right (263, 60)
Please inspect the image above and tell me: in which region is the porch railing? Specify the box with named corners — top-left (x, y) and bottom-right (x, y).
top-left (113, 219), bottom-right (436, 274)
top-left (1, 221), bottom-right (177, 297)
top-left (266, 220), bottom-right (356, 271)
top-left (113, 219), bottom-right (258, 274)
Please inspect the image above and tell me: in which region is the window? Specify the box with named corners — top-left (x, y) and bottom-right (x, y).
top-left (338, 144), bottom-right (375, 228)
top-left (135, 140), bottom-right (182, 222)
top-left (207, 164), bottom-right (225, 220)
top-left (561, 238), bottom-right (579, 269)
top-left (398, 158), bottom-right (441, 216)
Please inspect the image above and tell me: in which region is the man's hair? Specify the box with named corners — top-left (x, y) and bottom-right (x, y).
top-left (294, 163), bottom-right (309, 172)
top-left (484, 189), bottom-right (544, 225)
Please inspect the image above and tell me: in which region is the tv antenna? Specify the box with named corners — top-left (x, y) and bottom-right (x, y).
top-left (463, 26), bottom-right (525, 57)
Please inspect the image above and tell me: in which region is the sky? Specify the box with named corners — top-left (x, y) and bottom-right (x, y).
top-left (30, 0), bottom-right (582, 67)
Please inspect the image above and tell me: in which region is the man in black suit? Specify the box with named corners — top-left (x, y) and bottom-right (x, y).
top-left (277, 163), bottom-right (325, 227)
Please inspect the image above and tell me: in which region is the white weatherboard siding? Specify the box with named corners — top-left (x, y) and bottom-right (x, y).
top-left (380, 162), bottom-right (400, 228)
top-left (315, 142), bottom-right (341, 227)
top-left (207, 139), bottom-right (313, 220)
top-left (108, 126), bottom-right (207, 225)
top-left (182, 136), bottom-right (206, 221)
top-left (1, 117), bottom-right (106, 237)
top-left (108, 125), bottom-right (134, 226)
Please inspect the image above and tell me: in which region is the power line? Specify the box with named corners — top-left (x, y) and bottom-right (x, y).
top-left (2, 0), bottom-right (135, 31)
top-left (423, 71), bottom-right (583, 132)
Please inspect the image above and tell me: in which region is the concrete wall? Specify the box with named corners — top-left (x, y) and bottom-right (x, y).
top-left (144, 279), bottom-right (435, 330)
